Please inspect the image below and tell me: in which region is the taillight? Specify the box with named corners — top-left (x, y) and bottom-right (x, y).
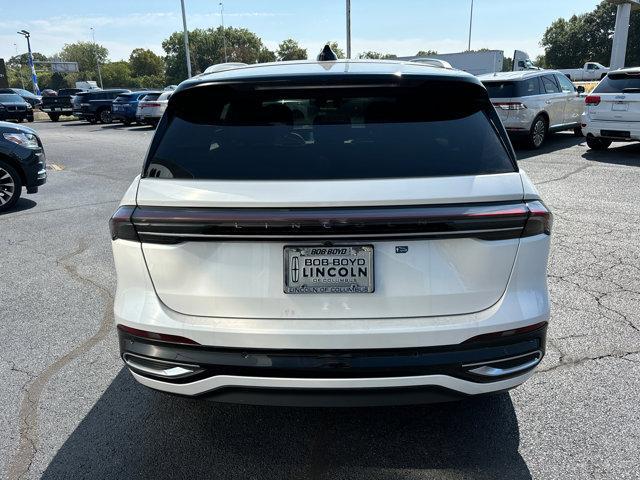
top-left (109, 205), bottom-right (139, 241)
top-left (493, 102), bottom-right (527, 110)
top-left (585, 95), bottom-right (601, 105)
top-left (144, 102), bottom-right (161, 107)
top-left (522, 201), bottom-right (552, 237)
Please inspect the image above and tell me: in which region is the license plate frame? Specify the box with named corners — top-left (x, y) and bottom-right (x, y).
top-left (612, 102), bottom-right (629, 111)
top-left (283, 245), bottom-right (374, 294)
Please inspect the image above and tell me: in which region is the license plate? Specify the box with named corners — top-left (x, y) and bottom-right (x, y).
top-left (284, 245), bottom-right (374, 294)
top-left (612, 102), bottom-right (628, 111)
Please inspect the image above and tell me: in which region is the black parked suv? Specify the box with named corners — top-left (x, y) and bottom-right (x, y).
top-left (72, 89), bottom-right (130, 123)
top-left (0, 121), bottom-right (46, 211)
top-left (41, 88), bottom-right (83, 121)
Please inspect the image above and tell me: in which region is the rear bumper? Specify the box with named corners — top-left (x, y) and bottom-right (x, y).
top-left (0, 111), bottom-right (33, 121)
top-left (112, 110), bottom-right (136, 122)
top-left (582, 118), bottom-right (640, 141)
top-left (120, 324), bottom-right (546, 405)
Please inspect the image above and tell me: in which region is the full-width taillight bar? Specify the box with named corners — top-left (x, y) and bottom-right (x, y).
top-left (109, 201), bottom-right (552, 243)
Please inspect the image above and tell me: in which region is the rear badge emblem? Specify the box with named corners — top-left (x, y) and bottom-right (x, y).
top-left (395, 246), bottom-right (409, 254)
top-left (291, 256), bottom-right (300, 282)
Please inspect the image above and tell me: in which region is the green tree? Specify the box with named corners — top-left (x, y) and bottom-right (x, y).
top-left (534, 55), bottom-right (547, 69)
top-left (101, 61), bottom-right (132, 88)
top-left (162, 26), bottom-right (272, 83)
top-left (416, 50), bottom-right (438, 57)
top-left (541, 1), bottom-right (639, 68)
top-left (6, 53), bottom-right (48, 90)
top-left (129, 48), bottom-right (164, 77)
top-left (357, 51), bottom-right (397, 59)
top-left (502, 57), bottom-right (513, 71)
top-left (58, 41), bottom-right (108, 73)
top-left (258, 47), bottom-right (277, 63)
top-left (276, 39), bottom-right (307, 61)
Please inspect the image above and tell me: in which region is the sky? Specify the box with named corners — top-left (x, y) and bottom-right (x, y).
top-left (0, 0), bottom-right (602, 62)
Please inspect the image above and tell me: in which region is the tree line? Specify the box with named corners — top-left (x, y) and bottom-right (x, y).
top-left (5, 26), bottom-right (435, 91)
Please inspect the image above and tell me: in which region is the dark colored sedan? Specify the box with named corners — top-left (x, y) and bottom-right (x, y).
top-left (0, 88), bottom-right (42, 108)
top-left (0, 121), bottom-right (46, 211)
top-left (0, 94), bottom-right (34, 123)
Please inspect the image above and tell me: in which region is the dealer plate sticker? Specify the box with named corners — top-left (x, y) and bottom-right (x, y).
top-left (283, 245), bottom-right (374, 294)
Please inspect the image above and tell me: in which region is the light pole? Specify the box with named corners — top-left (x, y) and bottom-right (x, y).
top-left (180, 0), bottom-right (192, 77)
top-left (220, 2), bottom-right (229, 63)
top-left (90, 27), bottom-right (103, 88)
top-left (16, 30), bottom-right (39, 94)
top-left (346, 0), bottom-right (351, 59)
top-left (467, 0), bottom-right (474, 51)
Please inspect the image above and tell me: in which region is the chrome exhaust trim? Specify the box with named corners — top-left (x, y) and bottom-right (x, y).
top-left (463, 351), bottom-right (542, 378)
top-left (123, 353), bottom-right (202, 379)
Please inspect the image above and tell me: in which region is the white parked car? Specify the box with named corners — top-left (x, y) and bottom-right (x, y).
top-left (136, 91), bottom-right (172, 126)
top-left (558, 62), bottom-right (610, 82)
top-left (110, 60), bottom-right (552, 406)
top-left (582, 67), bottom-right (640, 150)
top-left (480, 70), bottom-right (586, 148)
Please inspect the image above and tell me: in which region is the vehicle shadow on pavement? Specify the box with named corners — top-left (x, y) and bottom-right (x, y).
top-left (515, 133), bottom-right (584, 160)
top-left (41, 369), bottom-right (532, 480)
top-left (0, 198), bottom-right (36, 215)
top-left (582, 142), bottom-right (640, 167)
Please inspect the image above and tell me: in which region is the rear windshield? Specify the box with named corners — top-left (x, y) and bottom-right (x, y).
top-left (142, 93), bottom-right (161, 101)
top-left (145, 82), bottom-right (514, 180)
top-left (594, 73), bottom-right (640, 93)
top-left (483, 78), bottom-right (540, 98)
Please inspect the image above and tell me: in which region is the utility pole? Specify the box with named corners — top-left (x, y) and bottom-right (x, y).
top-left (90, 27), bottom-right (103, 88)
top-left (467, 0), bottom-right (474, 51)
top-left (180, 0), bottom-right (192, 77)
top-left (220, 2), bottom-right (228, 62)
top-left (346, 0), bottom-right (351, 59)
top-left (17, 30), bottom-right (39, 94)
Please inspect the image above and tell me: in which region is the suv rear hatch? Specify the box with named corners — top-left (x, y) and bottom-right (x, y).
top-left (588, 71), bottom-right (640, 123)
top-left (133, 75), bottom-right (525, 319)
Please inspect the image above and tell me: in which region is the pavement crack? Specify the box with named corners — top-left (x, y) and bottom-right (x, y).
top-left (6, 240), bottom-right (115, 480)
top-left (5, 199), bottom-right (120, 219)
top-left (536, 164), bottom-right (591, 186)
top-left (538, 349), bottom-right (640, 374)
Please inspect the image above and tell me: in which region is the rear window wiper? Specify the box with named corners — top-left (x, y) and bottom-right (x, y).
top-left (622, 88), bottom-right (640, 93)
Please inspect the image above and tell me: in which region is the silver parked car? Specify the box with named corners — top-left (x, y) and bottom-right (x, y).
top-left (479, 70), bottom-right (585, 148)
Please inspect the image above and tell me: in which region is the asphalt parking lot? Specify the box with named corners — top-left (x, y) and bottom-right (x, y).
top-left (1, 120), bottom-right (639, 480)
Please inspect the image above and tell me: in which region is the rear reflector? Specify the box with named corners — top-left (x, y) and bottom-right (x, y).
top-left (462, 321), bottom-right (548, 344)
top-left (585, 95), bottom-right (601, 105)
top-left (117, 324), bottom-right (200, 345)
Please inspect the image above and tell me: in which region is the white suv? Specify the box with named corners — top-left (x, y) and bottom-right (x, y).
top-left (110, 60), bottom-right (552, 406)
top-left (480, 70), bottom-right (585, 149)
top-left (582, 68), bottom-right (640, 150)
